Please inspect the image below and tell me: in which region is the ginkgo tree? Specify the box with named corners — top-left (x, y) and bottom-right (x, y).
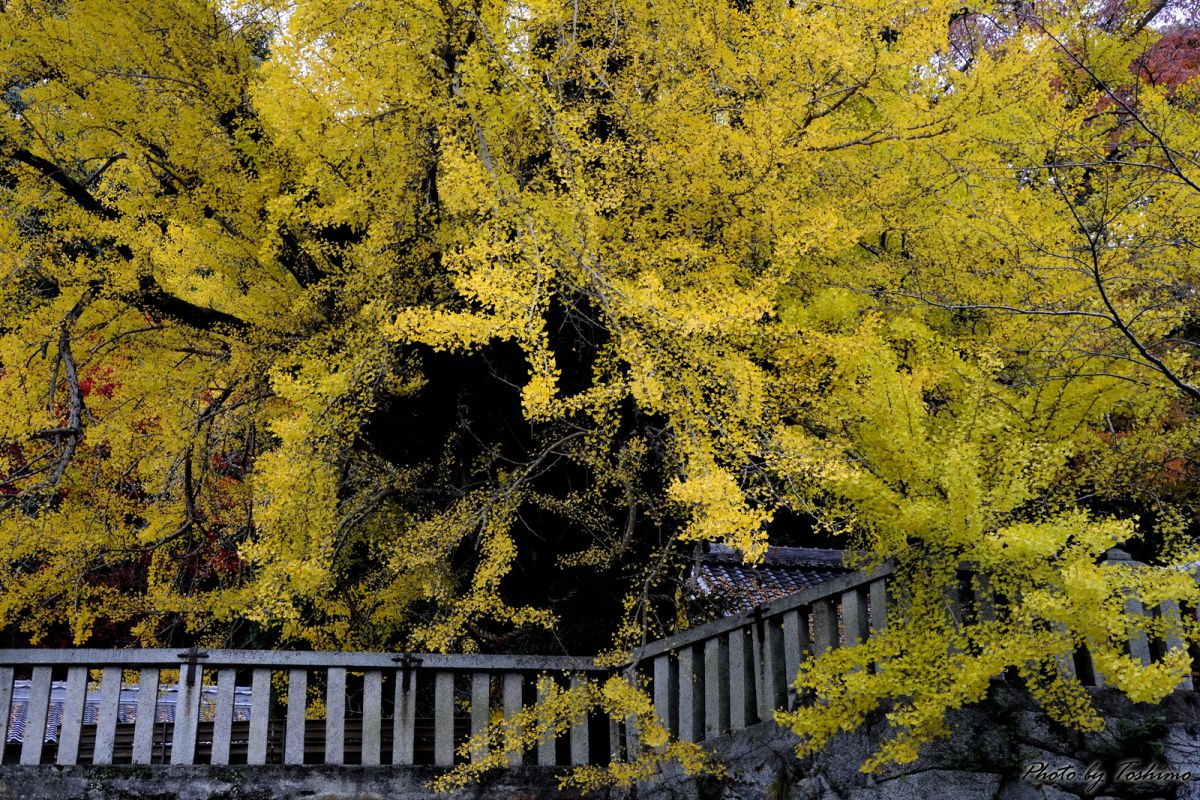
top-left (2, 0), bottom-right (1200, 783)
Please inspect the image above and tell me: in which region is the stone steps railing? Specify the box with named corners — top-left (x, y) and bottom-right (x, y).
top-left (0, 550), bottom-right (1192, 768)
top-left (627, 562), bottom-right (892, 743)
top-left (626, 550), bottom-right (1197, 745)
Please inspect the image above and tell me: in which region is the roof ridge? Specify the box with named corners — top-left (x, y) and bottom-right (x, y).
top-left (700, 542), bottom-right (851, 566)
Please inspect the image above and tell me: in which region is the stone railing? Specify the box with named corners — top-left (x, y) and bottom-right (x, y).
top-left (0, 549), bottom-right (1192, 769)
top-left (0, 650), bottom-right (607, 767)
top-left (626, 562), bottom-right (893, 743)
top-left (1065, 548), bottom-right (1196, 691)
top-left (626, 549), bottom-right (1198, 746)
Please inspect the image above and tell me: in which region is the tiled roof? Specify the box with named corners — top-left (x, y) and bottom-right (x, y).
top-left (691, 543), bottom-right (852, 615)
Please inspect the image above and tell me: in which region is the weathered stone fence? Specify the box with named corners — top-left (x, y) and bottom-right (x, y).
top-left (627, 562), bottom-right (891, 742)
top-left (0, 550), bottom-right (1190, 774)
top-left (0, 649), bottom-right (606, 768)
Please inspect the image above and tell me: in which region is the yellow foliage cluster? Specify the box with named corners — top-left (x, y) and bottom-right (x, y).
top-left (431, 673), bottom-right (722, 793)
top-left (1, 0), bottom-right (1199, 781)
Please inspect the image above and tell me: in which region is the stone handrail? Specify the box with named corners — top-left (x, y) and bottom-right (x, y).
top-left (628, 548), bottom-right (1197, 749)
top-left (0, 648), bottom-right (609, 768)
top-left (0, 549), bottom-right (1191, 769)
top-left (627, 561), bottom-right (893, 744)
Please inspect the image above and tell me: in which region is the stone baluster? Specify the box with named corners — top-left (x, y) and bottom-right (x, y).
top-left (325, 667), bottom-right (347, 765)
top-left (434, 671), bottom-right (455, 766)
top-left (0, 666), bottom-right (13, 764)
top-left (869, 578), bottom-right (889, 632)
top-left (781, 609), bottom-right (809, 709)
top-left (96, 666), bottom-right (125, 765)
top-left (502, 672), bottom-right (523, 767)
top-left (569, 674), bottom-right (590, 765)
top-left (652, 654), bottom-right (677, 741)
top-left (728, 627), bottom-right (756, 730)
top-left (392, 655), bottom-right (420, 765)
top-left (758, 615), bottom-right (786, 718)
top-left (247, 669), bottom-right (272, 765)
top-left (812, 599), bottom-right (839, 655)
top-left (210, 668), bottom-right (237, 765)
top-left (703, 637), bottom-right (729, 739)
top-left (1106, 548), bottom-right (1153, 667)
top-left (1159, 601), bottom-right (1194, 691)
top-left (362, 670), bottom-right (383, 765)
top-left (677, 644), bottom-right (704, 742)
top-left (132, 667), bottom-right (161, 765)
top-left (55, 666), bottom-right (87, 765)
top-left (470, 672), bottom-right (490, 763)
top-left (285, 668), bottom-right (307, 765)
top-left (19, 666), bottom-right (52, 765)
top-left (537, 676), bottom-right (558, 766)
top-left (843, 587), bottom-right (868, 646)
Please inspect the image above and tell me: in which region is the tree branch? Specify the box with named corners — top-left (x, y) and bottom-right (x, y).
top-left (8, 149), bottom-right (252, 332)
top-left (0, 288), bottom-right (94, 513)
top-left (10, 149), bottom-right (118, 219)
top-left (1051, 179), bottom-right (1200, 404)
top-left (126, 275), bottom-right (249, 332)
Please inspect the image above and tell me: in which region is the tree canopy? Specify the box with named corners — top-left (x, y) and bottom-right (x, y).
top-left (3, 0), bottom-right (1200, 776)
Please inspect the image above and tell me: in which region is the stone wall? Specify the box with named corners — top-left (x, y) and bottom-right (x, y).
top-left (3, 688), bottom-right (1199, 800)
top-left (0, 764), bottom-right (586, 800)
top-left (640, 687), bottom-right (1200, 800)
